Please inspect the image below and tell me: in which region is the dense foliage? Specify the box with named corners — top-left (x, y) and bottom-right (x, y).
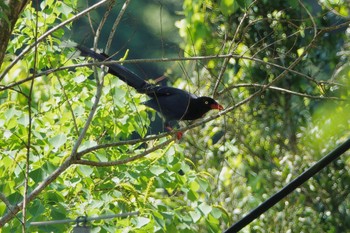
top-left (0, 0), bottom-right (349, 232)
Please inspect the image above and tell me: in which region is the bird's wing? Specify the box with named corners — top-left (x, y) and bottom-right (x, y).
top-left (142, 86), bottom-right (197, 98)
top-left (143, 87), bottom-right (198, 121)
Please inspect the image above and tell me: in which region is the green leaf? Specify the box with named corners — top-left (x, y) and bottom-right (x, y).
top-left (113, 86), bottom-right (127, 102)
top-left (198, 177), bottom-right (209, 192)
top-left (7, 191), bottom-right (22, 206)
top-left (0, 202), bottom-right (6, 216)
top-left (95, 151), bottom-right (108, 162)
top-left (49, 134), bottom-right (67, 149)
top-left (198, 202), bottom-right (212, 216)
top-left (78, 166), bottom-right (94, 177)
top-left (153, 211), bottom-right (165, 228)
top-left (134, 216), bottom-right (150, 228)
top-left (150, 165), bottom-right (165, 176)
top-left (28, 199), bottom-right (45, 218)
top-left (189, 181), bottom-right (200, 192)
top-left (220, 0), bottom-right (239, 16)
top-left (50, 204), bottom-right (67, 220)
top-left (29, 168), bottom-right (44, 183)
top-left (73, 74), bottom-right (87, 83)
top-left (189, 210), bottom-right (201, 223)
top-left (56, 2), bottom-right (73, 17)
top-left (211, 207), bottom-right (223, 219)
top-left (187, 189), bottom-right (199, 201)
top-left (4, 107), bottom-right (21, 121)
top-left (44, 190), bottom-right (65, 203)
top-left (17, 114), bottom-right (29, 126)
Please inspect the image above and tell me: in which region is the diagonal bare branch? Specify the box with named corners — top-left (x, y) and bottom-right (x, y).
top-left (74, 137), bottom-right (175, 167)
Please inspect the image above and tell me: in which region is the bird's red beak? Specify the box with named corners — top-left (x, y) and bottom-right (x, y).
top-left (210, 103), bottom-right (224, 110)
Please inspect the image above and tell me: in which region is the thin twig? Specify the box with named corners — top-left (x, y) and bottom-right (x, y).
top-left (56, 76), bottom-right (79, 135)
top-left (299, 0), bottom-right (317, 38)
top-left (219, 83), bottom-right (344, 100)
top-left (105, 0), bottom-right (131, 53)
top-left (22, 4), bottom-right (40, 231)
top-left (0, 193), bottom-right (13, 211)
top-left (91, 0), bottom-right (115, 83)
top-left (94, 0), bottom-right (115, 50)
top-left (213, 0), bottom-right (258, 97)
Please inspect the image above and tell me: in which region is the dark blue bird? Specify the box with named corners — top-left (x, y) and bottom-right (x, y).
top-left (75, 45), bottom-right (223, 138)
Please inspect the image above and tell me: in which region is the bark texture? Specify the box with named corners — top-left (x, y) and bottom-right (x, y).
top-left (0, 0), bottom-right (29, 67)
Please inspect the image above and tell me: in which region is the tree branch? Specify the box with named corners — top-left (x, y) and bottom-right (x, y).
top-left (74, 137), bottom-right (175, 167)
top-left (3, 52), bottom-right (341, 94)
top-left (219, 83), bottom-right (345, 100)
top-left (22, 4), bottom-right (39, 230)
top-left (0, 192), bottom-right (12, 210)
top-left (76, 133), bottom-right (172, 158)
top-left (105, 0), bottom-right (131, 53)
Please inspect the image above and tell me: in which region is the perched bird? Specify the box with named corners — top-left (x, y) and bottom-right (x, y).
top-left (75, 44), bottom-right (223, 139)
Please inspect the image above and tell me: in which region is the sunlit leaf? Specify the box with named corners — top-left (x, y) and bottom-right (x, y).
top-left (198, 202), bottom-right (212, 216)
top-left (150, 165), bottom-right (165, 176)
top-left (189, 210), bottom-right (201, 223)
top-left (48, 134), bottom-right (67, 149)
top-left (134, 216), bottom-right (150, 229)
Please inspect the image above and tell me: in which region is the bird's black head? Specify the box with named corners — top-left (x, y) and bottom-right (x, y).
top-left (198, 96), bottom-right (224, 111)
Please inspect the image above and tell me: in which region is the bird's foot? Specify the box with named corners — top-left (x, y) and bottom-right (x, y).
top-left (165, 126), bottom-right (183, 140)
top-left (175, 131), bottom-right (183, 140)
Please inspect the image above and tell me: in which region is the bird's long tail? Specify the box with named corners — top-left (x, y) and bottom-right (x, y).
top-left (75, 44), bottom-right (150, 92)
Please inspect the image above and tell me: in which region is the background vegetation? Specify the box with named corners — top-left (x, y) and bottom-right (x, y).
top-left (0, 0), bottom-right (349, 232)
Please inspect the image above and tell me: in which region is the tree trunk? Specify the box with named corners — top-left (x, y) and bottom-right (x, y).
top-left (0, 0), bottom-right (29, 67)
